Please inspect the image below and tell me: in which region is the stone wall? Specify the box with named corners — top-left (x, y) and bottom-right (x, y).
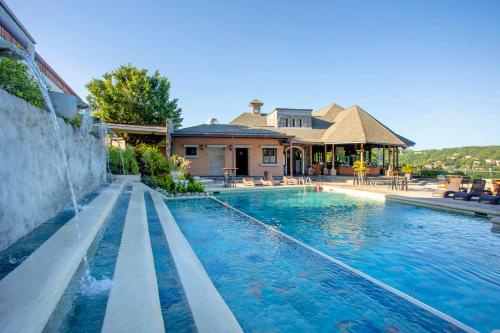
top-left (0, 89), bottom-right (106, 251)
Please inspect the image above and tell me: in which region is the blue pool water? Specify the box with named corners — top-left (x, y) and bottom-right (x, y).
top-left (44, 185), bottom-right (131, 333)
top-left (0, 183), bottom-right (110, 281)
top-left (144, 192), bottom-right (196, 333)
top-left (168, 198), bottom-right (473, 333)
top-left (215, 189), bottom-right (500, 332)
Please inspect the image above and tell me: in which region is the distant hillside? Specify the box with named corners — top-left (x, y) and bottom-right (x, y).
top-left (399, 146), bottom-right (500, 170)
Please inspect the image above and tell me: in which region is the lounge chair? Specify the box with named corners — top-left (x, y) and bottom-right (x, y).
top-left (478, 181), bottom-right (499, 205)
top-left (242, 177), bottom-right (256, 187)
top-left (260, 173), bottom-right (274, 186)
top-left (453, 179), bottom-right (486, 201)
top-left (282, 176), bottom-right (298, 186)
top-left (478, 193), bottom-right (500, 205)
top-left (432, 176), bottom-right (462, 198)
top-left (436, 175), bottom-right (447, 188)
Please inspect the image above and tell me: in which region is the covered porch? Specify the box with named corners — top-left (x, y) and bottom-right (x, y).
top-left (284, 143), bottom-right (403, 176)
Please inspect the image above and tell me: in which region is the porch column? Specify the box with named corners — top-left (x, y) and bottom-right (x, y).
top-left (290, 143), bottom-right (294, 176)
top-left (360, 143), bottom-right (364, 164)
top-left (331, 144), bottom-right (336, 175)
top-left (323, 144), bottom-right (328, 175)
top-left (382, 145), bottom-right (385, 169)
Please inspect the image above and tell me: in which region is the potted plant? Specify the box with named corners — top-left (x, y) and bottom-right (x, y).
top-left (402, 164), bottom-right (413, 180)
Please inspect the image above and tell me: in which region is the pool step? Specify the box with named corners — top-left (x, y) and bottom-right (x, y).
top-left (0, 180), bottom-right (125, 333)
top-left (148, 186), bottom-right (243, 333)
top-left (102, 184), bottom-right (164, 333)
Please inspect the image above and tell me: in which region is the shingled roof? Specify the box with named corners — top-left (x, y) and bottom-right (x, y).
top-left (222, 102), bottom-right (414, 147)
top-left (172, 124), bottom-right (290, 138)
top-left (321, 105), bottom-right (414, 147)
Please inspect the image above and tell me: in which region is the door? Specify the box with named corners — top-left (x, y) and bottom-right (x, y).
top-left (235, 148), bottom-right (249, 175)
top-left (208, 148), bottom-right (225, 176)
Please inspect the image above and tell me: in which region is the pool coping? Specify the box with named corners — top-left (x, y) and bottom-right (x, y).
top-left (102, 184), bottom-right (165, 333)
top-left (209, 195), bottom-right (479, 333)
top-left (0, 180), bottom-right (125, 333)
top-left (147, 185), bottom-right (243, 333)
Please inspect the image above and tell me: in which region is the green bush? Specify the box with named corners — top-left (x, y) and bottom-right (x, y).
top-left (0, 57), bottom-right (45, 108)
top-left (420, 169), bottom-right (465, 179)
top-left (141, 147), bottom-right (171, 176)
top-left (108, 146), bottom-right (139, 174)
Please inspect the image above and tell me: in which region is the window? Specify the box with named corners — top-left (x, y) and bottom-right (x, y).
top-left (185, 147), bottom-right (197, 156)
top-left (292, 119), bottom-right (296, 127)
top-left (285, 119), bottom-right (289, 127)
top-left (262, 148), bottom-right (277, 164)
top-left (299, 119), bottom-right (303, 127)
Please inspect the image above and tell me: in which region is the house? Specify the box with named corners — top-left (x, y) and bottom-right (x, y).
top-left (171, 100), bottom-right (414, 177)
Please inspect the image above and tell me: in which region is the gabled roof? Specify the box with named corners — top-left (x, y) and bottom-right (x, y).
top-left (228, 102), bottom-right (414, 147)
top-left (172, 124), bottom-right (290, 138)
top-left (321, 105), bottom-right (410, 147)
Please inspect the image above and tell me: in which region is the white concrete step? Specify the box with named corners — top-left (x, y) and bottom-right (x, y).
top-left (102, 184), bottom-right (164, 333)
top-left (0, 180), bottom-right (125, 333)
top-left (148, 186), bottom-right (243, 333)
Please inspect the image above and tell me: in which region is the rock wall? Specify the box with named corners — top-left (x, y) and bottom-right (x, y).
top-left (0, 89), bottom-right (106, 251)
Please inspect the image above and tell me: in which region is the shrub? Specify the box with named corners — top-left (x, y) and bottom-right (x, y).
top-left (170, 154), bottom-right (191, 173)
top-left (401, 164), bottom-right (413, 174)
top-left (141, 147), bottom-right (171, 176)
top-left (108, 146), bottom-right (138, 174)
top-left (353, 160), bottom-right (367, 174)
top-left (0, 57), bottom-right (45, 108)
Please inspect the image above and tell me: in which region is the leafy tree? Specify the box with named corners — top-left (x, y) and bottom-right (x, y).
top-left (0, 57), bottom-right (44, 108)
top-left (86, 64), bottom-right (182, 144)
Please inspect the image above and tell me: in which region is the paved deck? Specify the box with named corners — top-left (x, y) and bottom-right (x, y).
top-left (319, 183), bottom-right (500, 217)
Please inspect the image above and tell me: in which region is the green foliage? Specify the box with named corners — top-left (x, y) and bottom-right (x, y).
top-left (140, 146), bottom-right (171, 176)
top-left (108, 146), bottom-right (139, 174)
top-left (170, 154), bottom-right (191, 173)
top-left (400, 146), bottom-right (500, 170)
top-left (353, 160), bottom-right (367, 175)
top-left (86, 64), bottom-right (182, 144)
top-left (0, 57), bottom-right (44, 108)
top-left (420, 169), bottom-right (464, 179)
top-left (148, 173), bottom-right (204, 193)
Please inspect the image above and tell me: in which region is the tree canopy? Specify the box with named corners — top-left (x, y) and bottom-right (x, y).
top-left (86, 64), bottom-right (182, 144)
top-left (0, 57), bottom-right (44, 108)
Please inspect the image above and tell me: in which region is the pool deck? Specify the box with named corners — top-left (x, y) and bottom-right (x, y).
top-left (318, 182), bottom-right (500, 218)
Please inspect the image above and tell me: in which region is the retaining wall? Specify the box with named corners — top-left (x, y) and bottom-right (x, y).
top-left (0, 89), bottom-right (106, 251)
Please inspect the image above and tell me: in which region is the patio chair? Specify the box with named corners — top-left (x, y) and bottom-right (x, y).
top-left (242, 177), bottom-right (256, 187)
top-left (436, 175), bottom-right (447, 188)
top-left (432, 176), bottom-right (462, 198)
top-left (453, 179), bottom-right (486, 201)
top-left (282, 176), bottom-right (298, 186)
top-left (260, 173), bottom-right (274, 186)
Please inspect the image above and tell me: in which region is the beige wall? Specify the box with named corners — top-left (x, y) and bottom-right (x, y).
top-left (172, 136), bottom-right (285, 177)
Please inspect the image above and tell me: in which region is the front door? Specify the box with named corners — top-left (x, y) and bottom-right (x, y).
top-left (235, 148), bottom-right (249, 175)
top-left (208, 148), bottom-right (225, 176)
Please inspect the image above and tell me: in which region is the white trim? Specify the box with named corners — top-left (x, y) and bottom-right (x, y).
top-left (207, 144), bottom-right (226, 148)
top-left (260, 163), bottom-right (279, 167)
top-left (183, 144), bottom-right (199, 148)
top-left (234, 144), bottom-right (251, 148)
top-left (260, 145), bottom-right (279, 148)
top-left (185, 155), bottom-right (198, 159)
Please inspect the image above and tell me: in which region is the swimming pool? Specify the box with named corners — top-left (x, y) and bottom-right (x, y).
top-left (214, 188), bottom-right (500, 332)
top-left (168, 196), bottom-right (480, 332)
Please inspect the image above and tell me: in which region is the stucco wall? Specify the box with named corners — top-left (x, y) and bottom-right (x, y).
top-left (172, 136), bottom-right (285, 177)
top-left (0, 89), bottom-right (106, 251)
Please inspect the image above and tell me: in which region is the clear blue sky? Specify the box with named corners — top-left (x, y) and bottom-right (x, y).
top-left (9, 0), bottom-right (500, 149)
